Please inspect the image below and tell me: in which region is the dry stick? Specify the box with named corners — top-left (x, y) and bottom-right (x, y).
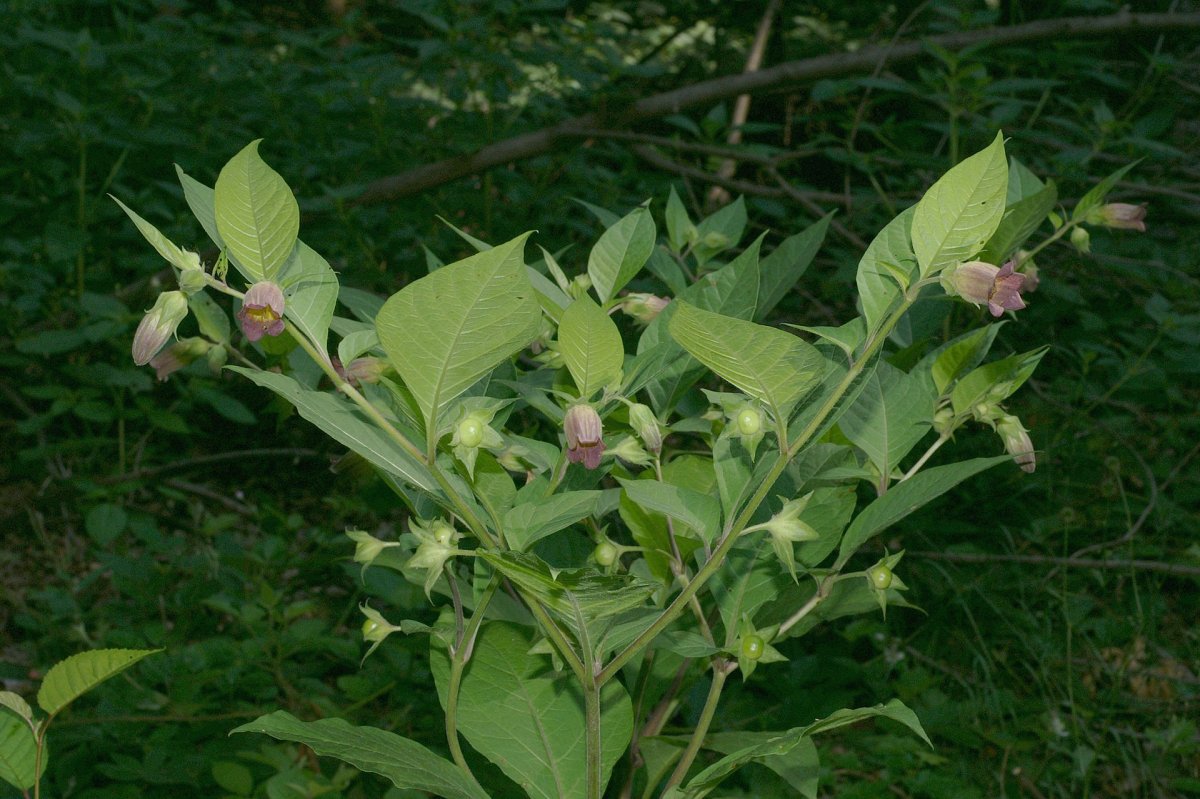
top-left (768, 166), bottom-right (869, 249)
top-left (911, 551), bottom-right (1200, 578)
top-left (592, 129), bottom-right (818, 165)
top-left (349, 11), bottom-right (1200, 204)
top-left (98, 448), bottom-right (321, 484)
top-left (708, 0), bottom-right (782, 208)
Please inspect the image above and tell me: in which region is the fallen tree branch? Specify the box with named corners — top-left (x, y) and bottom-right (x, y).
top-left (350, 11), bottom-right (1200, 204)
top-left (912, 550), bottom-right (1200, 578)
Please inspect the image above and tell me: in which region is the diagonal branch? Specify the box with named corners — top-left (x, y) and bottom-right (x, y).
top-left (349, 11), bottom-right (1200, 204)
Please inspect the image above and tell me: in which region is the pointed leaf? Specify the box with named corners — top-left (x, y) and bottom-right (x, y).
top-left (504, 490), bottom-right (603, 551)
top-left (231, 711), bottom-right (488, 799)
top-left (756, 214), bottom-right (830, 320)
top-left (214, 140), bottom-right (300, 281)
top-left (1072, 160), bottom-right (1141, 223)
top-left (619, 477), bottom-right (722, 544)
top-left (0, 713), bottom-right (41, 791)
top-left (375, 234), bottom-right (541, 427)
top-left (37, 648), bottom-right (161, 717)
top-left (559, 296), bottom-right (624, 399)
top-left (856, 206), bottom-right (917, 334)
top-left (839, 362), bottom-right (936, 476)
top-left (111, 196), bottom-right (197, 273)
top-left (912, 131), bottom-right (1008, 277)
top-left (277, 241), bottom-right (339, 358)
top-left (588, 205), bottom-right (656, 302)
top-left (978, 181), bottom-right (1057, 264)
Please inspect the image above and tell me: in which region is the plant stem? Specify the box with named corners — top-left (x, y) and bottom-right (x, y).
top-left (585, 678), bottom-right (603, 799)
top-left (900, 431), bottom-right (951, 481)
top-left (446, 579), bottom-right (498, 783)
top-left (778, 575), bottom-right (833, 636)
top-left (663, 662), bottom-right (732, 792)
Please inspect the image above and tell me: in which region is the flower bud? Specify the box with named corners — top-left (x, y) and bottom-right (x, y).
top-left (359, 603), bottom-right (403, 661)
top-left (237, 281), bottom-right (286, 342)
top-left (1086, 202), bottom-right (1146, 232)
top-left (132, 290), bottom-right (189, 365)
top-left (408, 519), bottom-right (461, 598)
top-left (177, 267), bottom-right (208, 295)
top-left (347, 529), bottom-right (399, 567)
top-left (564, 403), bottom-right (605, 469)
top-left (1070, 226), bottom-right (1091, 254)
top-left (932, 407), bottom-right (956, 436)
top-left (335, 356), bottom-right (387, 387)
top-left (619, 293), bottom-right (670, 325)
top-left (940, 260), bottom-right (1026, 317)
top-left (628, 402), bottom-right (663, 454)
top-left (148, 336), bottom-right (211, 381)
top-left (206, 344), bottom-right (228, 373)
top-left (701, 231), bottom-right (729, 250)
top-left (997, 414), bottom-right (1036, 473)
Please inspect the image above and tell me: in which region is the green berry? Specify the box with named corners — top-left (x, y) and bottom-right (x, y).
top-left (741, 634), bottom-right (765, 660)
top-left (362, 619), bottom-right (381, 638)
top-left (735, 406), bottom-right (762, 436)
top-left (433, 523), bottom-right (456, 546)
top-left (868, 564), bottom-right (893, 590)
top-left (594, 542), bottom-right (618, 567)
top-left (458, 417), bottom-right (484, 448)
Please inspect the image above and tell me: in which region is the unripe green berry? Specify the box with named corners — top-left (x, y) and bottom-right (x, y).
top-left (741, 634), bottom-right (765, 660)
top-left (736, 406), bottom-right (762, 436)
top-left (433, 523), bottom-right (456, 546)
top-left (458, 417), bottom-right (485, 448)
top-left (362, 619), bottom-right (381, 638)
top-left (868, 564), bottom-right (893, 590)
top-left (594, 542), bottom-right (618, 567)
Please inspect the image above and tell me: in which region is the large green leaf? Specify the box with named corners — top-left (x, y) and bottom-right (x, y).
top-left (430, 622), bottom-right (633, 799)
top-left (588, 204), bottom-right (656, 302)
top-left (978, 180), bottom-right (1057, 264)
top-left (36, 648), bottom-right (160, 717)
top-left (1071, 160), bottom-right (1141, 223)
top-left (0, 713), bottom-right (40, 791)
top-left (709, 541), bottom-right (785, 635)
top-left (692, 196), bottom-right (747, 267)
top-left (926, 323), bottom-right (1004, 395)
top-left (855, 206), bottom-right (916, 335)
top-left (705, 732), bottom-right (818, 799)
top-left (231, 711), bottom-right (488, 799)
top-left (835, 455), bottom-right (1011, 568)
top-left (757, 214), bottom-right (830, 321)
top-left (949, 347), bottom-right (1047, 416)
top-left (504, 490), bottom-right (604, 551)
top-left (110, 196), bottom-right (198, 273)
top-left (214, 140), bottom-right (300, 281)
top-left (911, 131), bottom-right (1008, 277)
top-left (838, 361), bottom-right (936, 476)
top-left (375, 233), bottom-right (541, 429)
top-left (228, 368), bottom-right (436, 492)
top-left (670, 699), bottom-right (927, 798)
top-left (559, 296), bottom-right (624, 399)
top-left (277, 241), bottom-right (339, 359)
top-left (668, 301), bottom-right (824, 421)
top-left (619, 477), bottom-right (722, 545)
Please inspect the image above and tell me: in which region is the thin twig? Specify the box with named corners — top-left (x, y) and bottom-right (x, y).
top-left (98, 448), bottom-right (321, 484)
top-left (911, 550), bottom-right (1200, 578)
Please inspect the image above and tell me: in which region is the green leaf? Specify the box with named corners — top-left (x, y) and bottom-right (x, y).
top-left (110, 195), bottom-right (198, 272)
top-left (177, 165), bottom-right (223, 250)
top-left (1006, 156), bottom-right (1046, 202)
top-left (838, 362), bottom-right (936, 476)
top-left (231, 711), bottom-right (488, 799)
top-left (674, 699), bottom-right (927, 798)
top-left (705, 732), bottom-right (818, 799)
top-left (911, 131), bottom-right (1008, 277)
top-left (375, 233), bottom-right (541, 429)
top-left (189, 292), bottom-right (231, 344)
top-left (835, 455), bottom-right (1012, 568)
top-left (1072, 160), bottom-right (1141, 223)
top-left (277, 241), bottom-right (339, 358)
top-left (84, 504), bottom-right (127, 546)
top-left (668, 301), bottom-right (824, 421)
top-left (0, 693), bottom-right (32, 723)
top-left (927, 323), bottom-right (1004, 395)
top-left (214, 140), bottom-right (300, 281)
top-left (588, 205), bottom-right (656, 302)
top-left (559, 296), bottom-right (624, 399)
top-left (978, 181), bottom-right (1057, 264)
top-left (37, 648), bottom-right (161, 717)
top-left (0, 712), bottom-right (41, 791)
top-left (430, 622), bottom-right (633, 799)
top-left (665, 186), bottom-right (693, 253)
top-left (949, 347), bottom-right (1047, 416)
top-left (693, 196), bottom-right (747, 267)
top-left (229, 368), bottom-right (437, 492)
top-left (756, 214), bottom-right (830, 320)
top-left (337, 329), bottom-right (380, 367)
top-left (710, 541), bottom-right (784, 635)
top-left (856, 205), bottom-right (917, 334)
top-left (619, 477), bottom-right (722, 544)
top-left (504, 490), bottom-right (603, 551)
top-left (436, 214), bottom-right (491, 252)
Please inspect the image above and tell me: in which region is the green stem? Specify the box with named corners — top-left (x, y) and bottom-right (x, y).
top-left (585, 678), bottom-right (603, 799)
top-left (663, 662), bottom-right (732, 792)
top-left (527, 599), bottom-right (587, 682)
top-left (1015, 218), bottom-right (1076, 265)
top-left (900, 431), bottom-right (951, 482)
top-left (446, 579), bottom-right (498, 782)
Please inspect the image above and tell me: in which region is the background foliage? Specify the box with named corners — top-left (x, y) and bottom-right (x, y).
top-left (2, 0), bottom-right (1198, 797)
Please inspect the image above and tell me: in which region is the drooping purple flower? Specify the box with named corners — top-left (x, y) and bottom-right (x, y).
top-left (942, 260), bottom-right (1026, 318)
top-left (148, 337), bottom-right (211, 381)
top-left (132, 291), bottom-right (189, 366)
top-left (987, 261), bottom-right (1027, 317)
top-left (564, 403), bottom-right (604, 469)
top-left (1089, 202), bottom-right (1147, 232)
top-left (237, 281), bottom-right (285, 342)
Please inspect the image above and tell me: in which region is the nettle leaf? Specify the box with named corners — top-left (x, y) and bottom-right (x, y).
top-left (37, 648), bottom-right (161, 717)
top-left (504, 490), bottom-right (603, 552)
top-left (231, 711), bottom-right (488, 799)
top-left (214, 140), bottom-right (300, 281)
top-left (0, 712), bottom-right (41, 791)
top-left (856, 206), bottom-right (917, 335)
top-left (588, 204), bottom-right (656, 302)
top-left (838, 362), bottom-right (937, 476)
top-left (757, 214), bottom-right (831, 321)
top-left (671, 699), bottom-right (927, 799)
top-left (430, 622), bottom-right (633, 799)
top-left (376, 233), bottom-right (541, 429)
top-left (835, 455), bottom-right (1012, 568)
top-left (911, 131), bottom-right (1008, 277)
top-left (669, 301), bottom-right (824, 421)
top-left (949, 347), bottom-right (1047, 416)
top-left (979, 180), bottom-right (1057, 264)
top-left (559, 295), bottom-right (624, 399)
top-left (619, 477), bottom-right (722, 544)
top-left (229, 368), bottom-right (437, 492)
top-left (110, 196), bottom-right (197, 273)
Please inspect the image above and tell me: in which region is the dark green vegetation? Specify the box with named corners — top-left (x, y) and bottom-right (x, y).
top-left (2, 1), bottom-right (1198, 797)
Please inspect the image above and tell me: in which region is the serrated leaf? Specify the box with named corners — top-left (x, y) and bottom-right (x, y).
top-left (231, 711), bottom-right (488, 799)
top-left (669, 301), bottom-right (824, 421)
top-left (214, 140), bottom-right (300, 281)
top-left (36, 648), bottom-right (160, 717)
top-left (375, 233), bottom-right (541, 429)
top-left (111, 195), bottom-right (197, 272)
top-left (588, 205), bottom-right (656, 302)
top-left (559, 296), bottom-right (624, 399)
top-left (911, 131), bottom-right (1008, 277)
